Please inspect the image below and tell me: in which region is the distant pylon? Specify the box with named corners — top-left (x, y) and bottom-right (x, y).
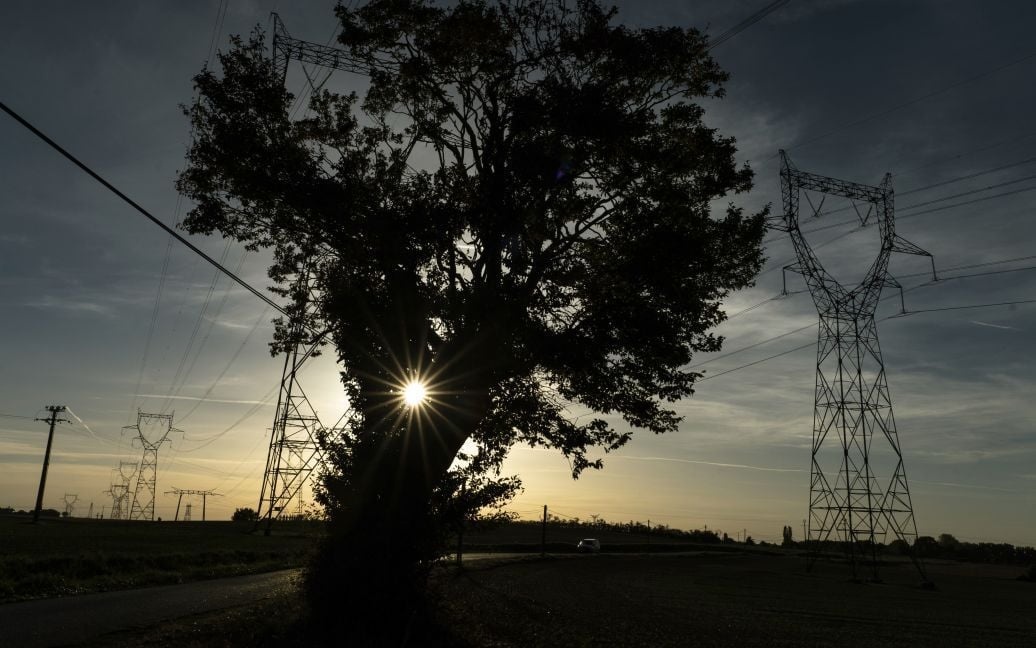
top-left (62, 493), bottom-right (78, 517)
top-left (166, 487), bottom-right (221, 521)
top-left (770, 151), bottom-right (936, 583)
top-left (125, 411), bottom-right (181, 521)
top-left (106, 461), bottom-right (137, 520)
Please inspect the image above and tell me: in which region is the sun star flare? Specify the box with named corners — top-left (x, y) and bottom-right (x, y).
top-left (402, 380), bottom-right (428, 407)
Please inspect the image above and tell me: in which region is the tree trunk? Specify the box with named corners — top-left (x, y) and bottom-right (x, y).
top-left (305, 332), bottom-right (498, 641)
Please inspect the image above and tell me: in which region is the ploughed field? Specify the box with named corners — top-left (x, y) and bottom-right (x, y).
top-left (433, 552), bottom-right (1036, 647)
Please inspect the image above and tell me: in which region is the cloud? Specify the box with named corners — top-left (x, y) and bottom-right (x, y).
top-left (25, 295), bottom-right (113, 317)
top-left (0, 234), bottom-right (30, 246)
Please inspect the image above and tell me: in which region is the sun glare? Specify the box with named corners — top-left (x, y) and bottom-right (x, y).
top-left (402, 380), bottom-right (428, 407)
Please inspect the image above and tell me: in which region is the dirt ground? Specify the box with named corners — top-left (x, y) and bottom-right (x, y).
top-left (432, 552), bottom-right (1036, 647)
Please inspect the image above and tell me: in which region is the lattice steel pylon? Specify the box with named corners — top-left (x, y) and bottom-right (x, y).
top-left (125, 411), bottom-right (181, 521)
top-left (253, 16), bottom-right (357, 535)
top-left (271, 12), bottom-right (362, 86)
top-left (105, 461), bottom-right (137, 520)
top-left (770, 151), bottom-right (936, 583)
top-left (62, 493), bottom-right (78, 517)
top-left (255, 261), bottom-right (342, 534)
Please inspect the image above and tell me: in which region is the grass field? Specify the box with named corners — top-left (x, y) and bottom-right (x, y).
top-left (0, 516), bottom-right (727, 604)
top-left (0, 514), bottom-right (318, 602)
top-left (433, 552), bottom-right (1036, 647)
top-left (8, 515), bottom-right (1035, 646)
top-left (88, 551), bottom-right (1036, 647)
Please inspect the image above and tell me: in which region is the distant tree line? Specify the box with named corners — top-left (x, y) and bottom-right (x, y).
top-left (527, 515), bottom-right (722, 544)
top-left (0, 506), bottom-right (60, 518)
top-left (905, 533), bottom-right (1036, 565)
top-left (783, 528), bottom-right (1035, 566)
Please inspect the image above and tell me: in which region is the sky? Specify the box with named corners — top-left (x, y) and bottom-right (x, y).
top-left (1, 0), bottom-right (1034, 545)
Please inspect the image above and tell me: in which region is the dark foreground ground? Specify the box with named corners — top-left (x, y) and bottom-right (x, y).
top-left (86, 552), bottom-right (1036, 647)
top-left (0, 515), bottom-right (318, 601)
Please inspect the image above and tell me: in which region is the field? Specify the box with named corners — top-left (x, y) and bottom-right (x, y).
top-left (428, 552), bottom-right (1036, 647)
top-left (5, 516), bottom-right (1035, 646)
top-left (0, 514), bottom-right (318, 602)
top-left (87, 551), bottom-right (1036, 647)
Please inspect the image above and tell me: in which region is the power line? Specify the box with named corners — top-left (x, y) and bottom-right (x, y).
top-left (898, 155), bottom-right (1036, 196)
top-left (707, 0), bottom-right (791, 50)
top-left (699, 342), bottom-right (813, 381)
top-left (205, 0), bottom-right (230, 68)
top-left (702, 296), bottom-right (1035, 382)
top-left (894, 132), bottom-right (1036, 180)
top-left (891, 297), bottom-right (1036, 317)
top-left (898, 255), bottom-right (1036, 280)
top-left (704, 254), bottom-right (1036, 369)
top-left (693, 322), bottom-right (813, 369)
top-left (0, 100), bottom-right (288, 319)
top-left (778, 48), bottom-right (1036, 156)
top-left (0, 412), bottom-right (34, 420)
top-left (177, 305), bottom-right (271, 424)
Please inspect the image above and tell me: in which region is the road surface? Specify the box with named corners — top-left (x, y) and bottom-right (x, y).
top-left (0, 553), bottom-right (530, 647)
top-left (0, 570), bottom-right (298, 648)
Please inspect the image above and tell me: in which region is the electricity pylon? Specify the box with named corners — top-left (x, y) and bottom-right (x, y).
top-left (256, 271), bottom-right (333, 534)
top-left (125, 411), bottom-right (181, 521)
top-left (271, 12), bottom-right (362, 85)
top-left (253, 15), bottom-right (358, 534)
top-left (62, 493), bottom-right (78, 517)
top-left (770, 151), bottom-right (935, 583)
top-left (105, 461), bottom-right (137, 520)
top-left (166, 487), bottom-right (221, 522)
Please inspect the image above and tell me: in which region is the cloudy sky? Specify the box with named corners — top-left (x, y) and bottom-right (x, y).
top-left (1, 1), bottom-right (1033, 544)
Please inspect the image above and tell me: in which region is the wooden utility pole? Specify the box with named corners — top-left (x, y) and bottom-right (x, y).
top-left (456, 479), bottom-right (466, 568)
top-left (541, 505), bottom-right (548, 556)
top-left (33, 405), bottom-right (68, 523)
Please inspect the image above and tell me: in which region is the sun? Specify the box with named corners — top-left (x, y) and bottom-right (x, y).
top-left (402, 380), bottom-right (428, 407)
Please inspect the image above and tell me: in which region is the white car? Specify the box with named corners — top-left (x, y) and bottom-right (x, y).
top-left (577, 538), bottom-right (601, 553)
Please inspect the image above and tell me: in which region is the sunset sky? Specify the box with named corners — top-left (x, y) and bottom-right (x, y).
top-left (1, 0), bottom-right (1034, 545)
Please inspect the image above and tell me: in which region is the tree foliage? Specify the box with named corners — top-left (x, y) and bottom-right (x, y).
top-left (231, 507), bottom-right (258, 522)
top-left (178, 0), bottom-right (764, 636)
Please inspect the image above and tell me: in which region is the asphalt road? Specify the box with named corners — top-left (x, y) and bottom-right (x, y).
top-left (0, 570), bottom-right (299, 648)
top-left (0, 553), bottom-right (533, 647)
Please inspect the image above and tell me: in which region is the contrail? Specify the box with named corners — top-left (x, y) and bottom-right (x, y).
top-left (614, 455), bottom-right (805, 473)
top-left (970, 320), bottom-right (1019, 331)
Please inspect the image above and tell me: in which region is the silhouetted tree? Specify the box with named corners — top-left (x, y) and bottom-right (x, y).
top-left (178, 0), bottom-right (763, 637)
top-left (231, 507), bottom-right (259, 522)
top-left (915, 535), bottom-right (938, 557)
top-left (938, 532), bottom-right (961, 551)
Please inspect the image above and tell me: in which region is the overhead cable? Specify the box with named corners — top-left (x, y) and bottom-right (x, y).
top-left (0, 100), bottom-right (289, 319)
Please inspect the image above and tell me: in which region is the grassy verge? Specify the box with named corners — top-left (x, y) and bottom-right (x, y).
top-left (0, 515), bottom-right (318, 602)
